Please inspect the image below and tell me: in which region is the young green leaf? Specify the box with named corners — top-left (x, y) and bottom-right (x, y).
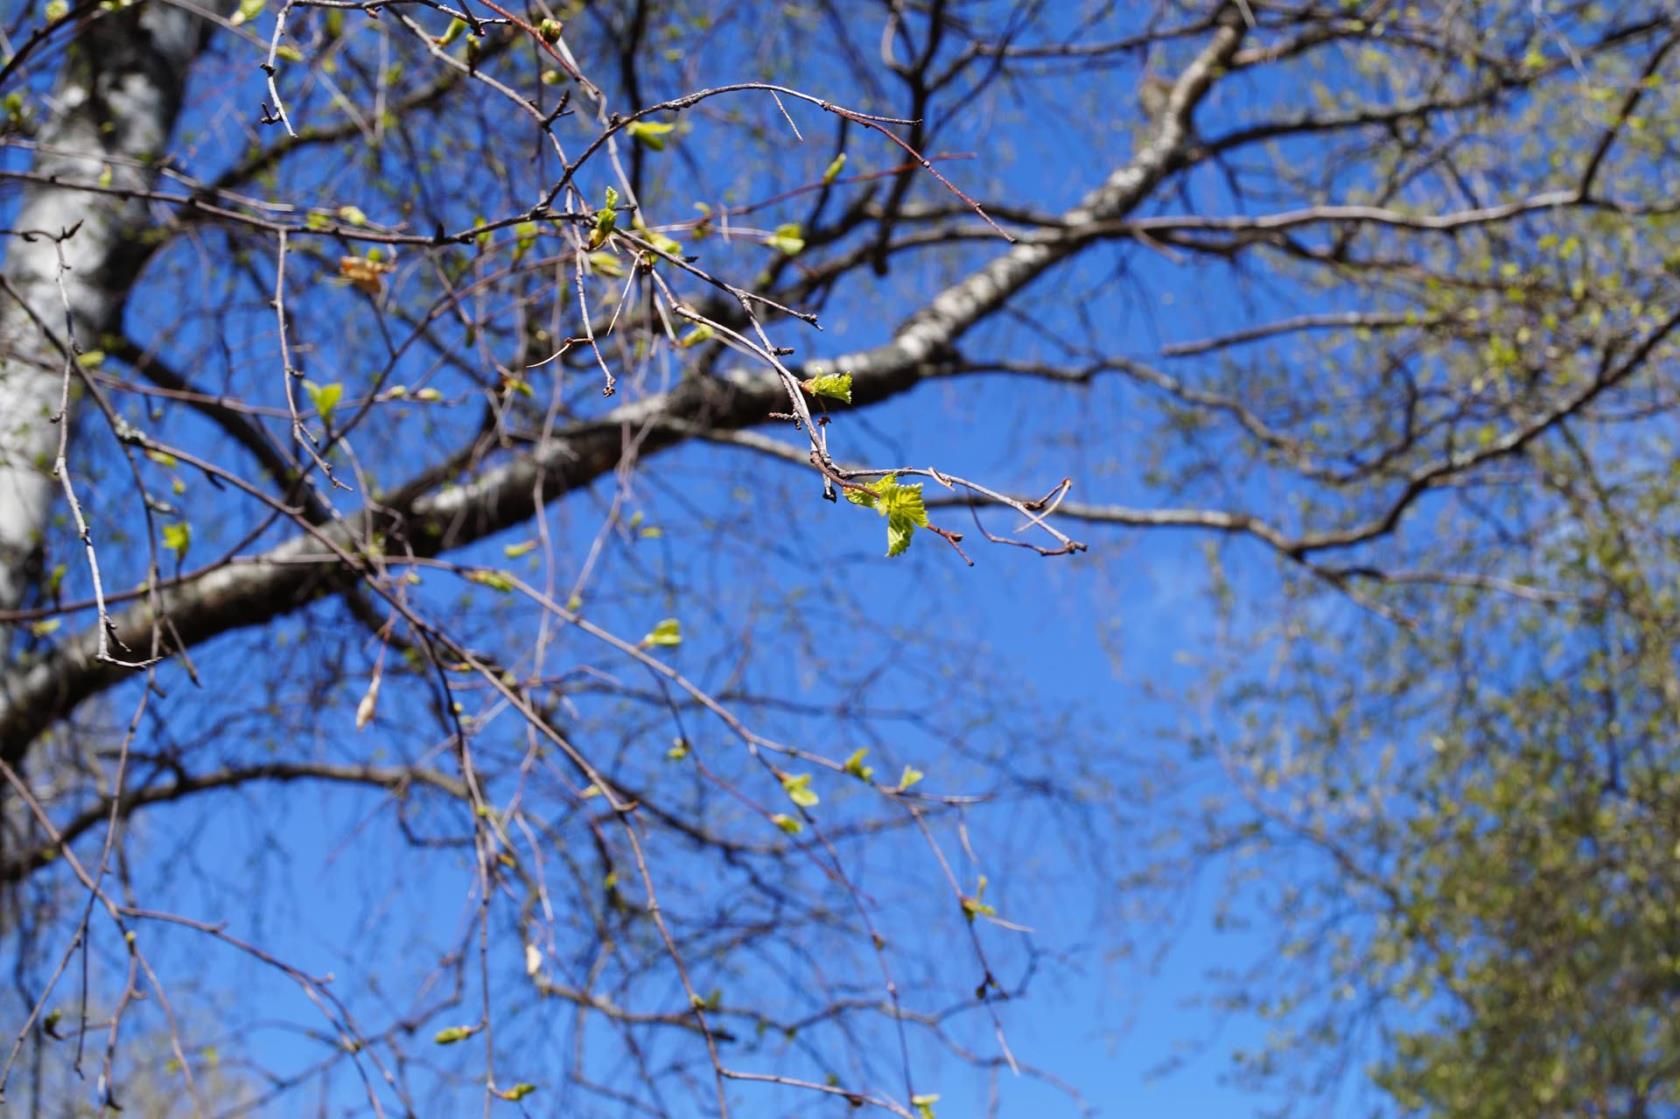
top-left (885, 516), bottom-right (916, 557)
top-left (821, 152), bottom-right (848, 184)
top-left (898, 765), bottom-right (924, 791)
top-left (588, 251), bottom-right (626, 278)
top-left (802, 372), bottom-right (852, 404)
top-left (771, 813), bottom-right (803, 834)
top-left (303, 379), bottom-right (343, 422)
top-left (626, 119), bottom-right (676, 151)
top-left (511, 220), bottom-right (540, 262)
top-left (590, 188), bottom-right (618, 248)
top-left (846, 475), bottom-right (930, 556)
top-left (162, 522), bottom-right (191, 560)
top-left (645, 230), bottom-right (683, 258)
top-left (433, 1025), bottom-right (478, 1045)
top-left (842, 748), bottom-right (874, 780)
top-left (678, 323), bottom-right (715, 348)
top-left (781, 773), bottom-right (820, 808)
top-left (434, 16), bottom-right (466, 45)
top-left (912, 1093), bottom-right (940, 1119)
top-left (642, 618), bottom-right (682, 647)
top-left (631, 216), bottom-right (683, 258)
top-left (495, 1083), bottom-right (538, 1101)
top-left (466, 569), bottom-right (516, 593)
top-left (503, 539), bottom-right (538, 559)
top-left (764, 223), bottom-right (805, 256)
top-left (961, 875), bottom-right (997, 920)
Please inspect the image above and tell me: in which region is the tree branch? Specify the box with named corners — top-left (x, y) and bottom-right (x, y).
top-left (0, 9), bottom-right (1251, 760)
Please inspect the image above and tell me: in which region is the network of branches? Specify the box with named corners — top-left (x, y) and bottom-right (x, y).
top-left (3, 1), bottom-right (1679, 1117)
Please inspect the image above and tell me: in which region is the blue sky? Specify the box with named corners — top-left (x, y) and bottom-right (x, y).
top-left (0, 4), bottom-right (1431, 1117)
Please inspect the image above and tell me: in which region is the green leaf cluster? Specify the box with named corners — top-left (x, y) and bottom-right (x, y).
top-left (846, 475), bottom-right (929, 556)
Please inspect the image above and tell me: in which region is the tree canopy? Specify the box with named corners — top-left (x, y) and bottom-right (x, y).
top-left (4, 1), bottom-right (1680, 1116)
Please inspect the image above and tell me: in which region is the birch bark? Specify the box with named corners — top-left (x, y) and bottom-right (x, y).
top-left (0, 4), bottom-right (204, 640)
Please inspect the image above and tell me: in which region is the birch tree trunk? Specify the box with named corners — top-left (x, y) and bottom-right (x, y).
top-left (0, 3), bottom-right (203, 645)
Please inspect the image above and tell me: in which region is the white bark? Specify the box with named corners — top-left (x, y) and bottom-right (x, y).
top-left (0, 4), bottom-right (204, 624)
